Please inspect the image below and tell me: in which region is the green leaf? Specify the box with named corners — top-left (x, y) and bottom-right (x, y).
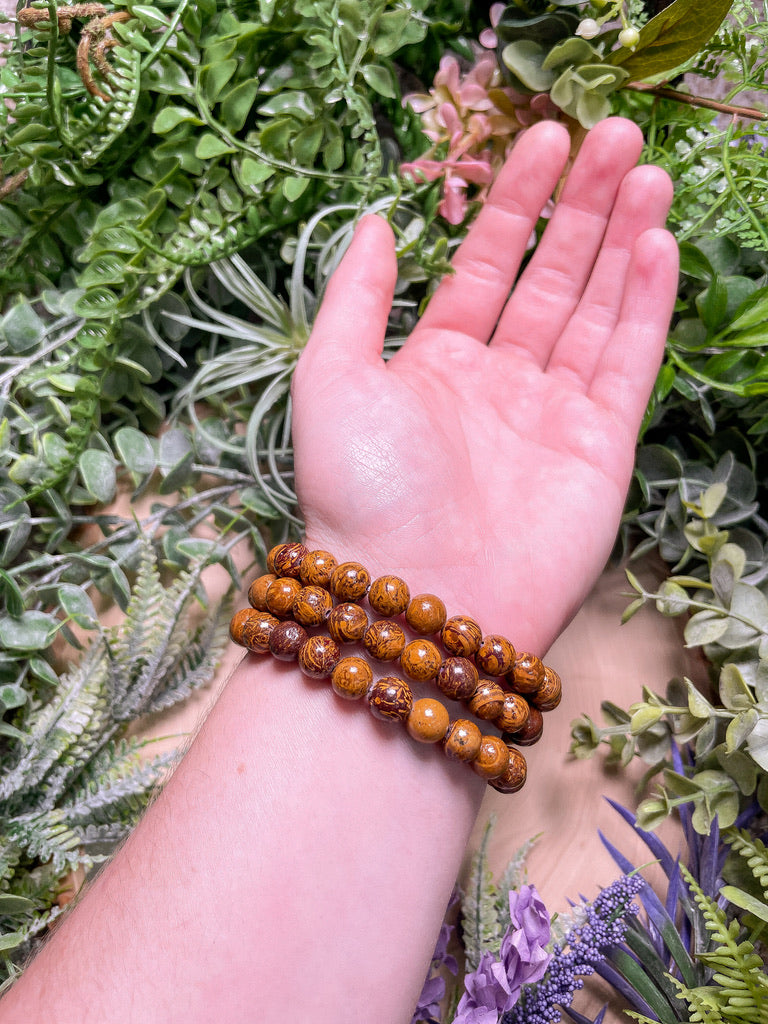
top-left (0, 569), bottom-right (25, 618)
top-left (220, 79), bottom-right (260, 132)
top-left (0, 611), bottom-right (58, 651)
top-left (696, 273), bottom-right (729, 332)
top-left (719, 884), bottom-right (768, 923)
top-left (194, 133), bottom-right (237, 159)
top-left (747, 719), bottom-right (768, 771)
top-left (58, 584), bottom-right (98, 629)
top-left (684, 610), bottom-right (728, 647)
top-left (239, 157), bottom-right (275, 186)
top-left (0, 894), bottom-right (35, 914)
top-left (1, 301), bottom-right (46, 353)
top-left (719, 664), bottom-right (755, 712)
top-left (361, 64), bottom-right (396, 99)
top-left (282, 176), bottom-right (309, 202)
top-left (78, 449), bottom-right (116, 504)
top-left (0, 684), bottom-right (27, 711)
top-left (202, 59), bottom-right (238, 105)
top-left (655, 580), bottom-right (689, 616)
top-left (727, 287), bottom-right (768, 333)
top-left (501, 40), bottom-right (555, 92)
top-left (114, 427), bottom-right (156, 477)
top-left (152, 105), bottom-right (204, 134)
top-left (608, 0), bottom-right (734, 80)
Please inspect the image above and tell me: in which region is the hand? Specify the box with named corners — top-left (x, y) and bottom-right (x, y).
top-left (291, 118), bottom-right (678, 654)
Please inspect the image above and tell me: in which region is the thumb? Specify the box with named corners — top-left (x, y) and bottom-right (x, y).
top-left (299, 214), bottom-right (397, 372)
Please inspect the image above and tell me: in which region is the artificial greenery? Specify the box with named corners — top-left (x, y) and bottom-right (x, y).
top-left (2, 0), bottom-right (768, 1015)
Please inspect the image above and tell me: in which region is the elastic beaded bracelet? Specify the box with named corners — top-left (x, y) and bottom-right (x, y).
top-left (233, 544), bottom-right (563, 792)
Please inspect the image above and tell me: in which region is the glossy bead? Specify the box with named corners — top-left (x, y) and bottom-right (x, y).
top-left (533, 666), bottom-right (562, 711)
top-left (331, 656), bottom-right (373, 700)
top-left (406, 594), bottom-right (447, 635)
top-left (441, 615), bottom-right (482, 657)
top-left (436, 657), bottom-right (478, 701)
top-left (472, 735), bottom-right (510, 780)
top-left (229, 608), bottom-right (278, 653)
top-left (247, 573), bottom-right (277, 611)
top-left (265, 577), bottom-right (302, 618)
top-left (298, 635), bottom-right (340, 679)
top-left (292, 585), bottom-right (333, 627)
top-left (475, 634), bottom-right (515, 677)
top-left (328, 602), bottom-right (368, 644)
top-left (505, 706), bottom-right (543, 746)
top-left (363, 619), bottom-right (406, 661)
top-left (268, 620), bottom-right (308, 660)
top-left (406, 698), bottom-right (450, 743)
top-left (299, 549), bottom-right (338, 587)
top-left (493, 693), bottom-right (530, 733)
top-left (489, 747), bottom-right (527, 794)
top-left (400, 639), bottom-right (442, 682)
top-left (467, 680), bottom-right (505, 720)
top-left (368, 575), bottom-right (410, 617)
top-left (507, 651), bottom-right (545, 695)
top-left (266, 543), bottom-right (282, 573)
top-left (367, 676), bottom-right (413, 722)
top-left (443, 719), bottom-right (482, 762)
top-left (330, 561), bottom-right (371, 602)
top-left (272, 542), bottom-right (309, 579)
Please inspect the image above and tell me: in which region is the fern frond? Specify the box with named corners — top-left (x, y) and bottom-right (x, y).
top-left (494, 835), bottom-right (538, 928)
top-left (6, 809), bottom-right (85, 877)
top-left (725, 828), bottom-right (768, 899)
top-left (461, 817), bottom-right (503, 972)
top-left (69, 46), bottom-right (142, 167)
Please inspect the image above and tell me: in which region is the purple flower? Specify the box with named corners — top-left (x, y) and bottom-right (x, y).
top-left (412, 918), bottom-right (459, 1023)
top-left (454, 885), bottom-right (552, 1024)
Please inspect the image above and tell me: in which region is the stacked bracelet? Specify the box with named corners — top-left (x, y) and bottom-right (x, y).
top-left (230, 543), bottom-right (563, 795)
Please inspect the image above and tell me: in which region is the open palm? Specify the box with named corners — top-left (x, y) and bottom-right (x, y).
top-left (292, 118), bottom-right (678, 654)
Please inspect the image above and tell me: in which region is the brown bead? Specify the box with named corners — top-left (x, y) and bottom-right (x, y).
top-left (475, 634), bottom-right (515, 677)
top-left (467, 680), bottom-right (506, 720)
top-left (406, 594), bottom-right (447, 635)
top-left (266, 543), bottom-right (282, 573)
top-left (441, 615), bottom-right (483, 657)
top-left (328, 602), bottom-right (368, 644)
top-left (489, 747), bottom-right (528, 794)
top-left (400, 639), bottom-right (442, 682)
top-left (532, 666), bottom-right (562, 711)
top-left (330, 561), bottom-right (371, 602)
top-left (265, 577), bottom-right (302, 618)
top-left (368, 575), bottom-right (410, 617)
top-left (507, 651), bottom-right (545, 695)
top-left (247, 573), bottom-right (277, 611)
top-left (406, 698), bottom-right (450, 743)
top-left (472, 735), bottom-right (510, 780)
top-left (436, 657), bottom-right (478, 701)
top-left (505, 706), bottom-right (543, 747)
top-left (493, 693), bottom-right (530, 733)
top-left (299, 549), bottom-right (338, 587)
top-left (298, 635), bottom-right (340, 679)
top-left (363, 619), bottom-right (406, 661)
top-left (272, 542), bottom-right (309, 578)
top-left (331, 656), bottom-right (373, 700)
top-left (229, 608), bottom-right (278, 653)
top-left (268, 620), bottom-right (308, 660)
top-left (292, 585), bottom-right (333, 627)
top-left (443, 719), bottom-right (482, 762)
top-left (367, 676), bottom-right (413, 722)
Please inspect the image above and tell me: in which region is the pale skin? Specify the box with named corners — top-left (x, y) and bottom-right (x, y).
top-left (1, 118), bottom-right (678, 1023)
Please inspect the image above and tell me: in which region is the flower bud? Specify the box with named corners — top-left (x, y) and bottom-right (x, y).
top-left (575, 18), bottom-right (600, 40)
top-left (618, 26), bottom-right (641, 49)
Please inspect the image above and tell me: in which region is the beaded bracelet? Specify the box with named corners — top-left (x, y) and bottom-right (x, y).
top-left (230, 543), bottom-right (563, 795)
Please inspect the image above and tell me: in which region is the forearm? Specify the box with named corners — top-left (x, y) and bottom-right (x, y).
top-left (3, 594), bottom-right (488, 1023)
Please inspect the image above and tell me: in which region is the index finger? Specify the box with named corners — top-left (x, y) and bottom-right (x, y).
top-left (407, 120), bottom-right (572, 350)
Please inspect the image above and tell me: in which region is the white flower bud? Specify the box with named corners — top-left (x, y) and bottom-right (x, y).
top-left (618, 26), bottom-right (641, 49)
top-left (575, 18), bottom-right (600, 40)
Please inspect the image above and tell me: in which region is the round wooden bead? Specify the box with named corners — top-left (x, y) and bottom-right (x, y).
top-left (475, 634), bottom-right (516, 677)
top-left (299, 549), bottom-right (338, 587)
top-left (443, 719), bottom-right (482, 762)
top-left (532, 666), bottom-right (562, 711)
top-left (493, 693), bottom-right (530, 733)
top-left (441, 615), bottom-right (483, 657)
top-left (268, 620), bottom-right (308, 660)
top-left (328, 602), bottom-right (368, 644)
top-left (467, 680), bottom-right (506, 720)
top-left (331, 656), bottom-right (373, 700)
top-left (247, 573), bottom-right (277, 611)
top-left (229, 608), bottom-right (278, 653)
top-left (265, 577), bottom-right (302, 618)
top-left (507, 651), bottom-right (545, 695)
top-left (400, 639), bottom-right (442, 682)
top-left (489, 747), bottom-right (528, 794)
top-left (406, 698), bottom-right (450, 743)
top-left (272, 542), bottom-right (308, 579)
top-left (292, 585), bottom-right (333, 627)
top-left (367, 677), bottom-right (413, 722)
top-left (266, 543), bottom-right (282, 573)
top-left (406, 594), bottom-right (447, 635)
top-left (363, 619), bottom-right (406, 661)
top-left (505, 706), bottom-right (543, 747)
top-left (436, 657), bottom-right (478, 701)
top-left (368, 575), bottom-right (410, 617)
top-left (472, 735), bottom-right (510, 780)
top-left (330, 561), bottom-right (371, 602)
top-left (298, 635), bottom-right (340, 679)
